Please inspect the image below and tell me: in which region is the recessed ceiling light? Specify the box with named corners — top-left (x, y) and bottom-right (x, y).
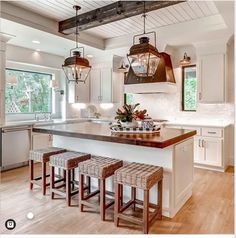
top-left (32, 40), bottom-right (40, 44)
top-left (86, 54), bottom-right (93, 58)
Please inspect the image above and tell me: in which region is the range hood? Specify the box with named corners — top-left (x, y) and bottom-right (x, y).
top-left (124, 52), bottom-right (177, 94)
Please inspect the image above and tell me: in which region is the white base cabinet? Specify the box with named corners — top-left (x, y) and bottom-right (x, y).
top-left (194, 136), bottom-right (223, 167)
top-left (166, 124), bottom-right (229, 172)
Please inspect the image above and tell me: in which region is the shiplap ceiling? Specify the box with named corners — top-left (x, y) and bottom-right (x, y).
top-left (11, 0), bottom-right (219, 39)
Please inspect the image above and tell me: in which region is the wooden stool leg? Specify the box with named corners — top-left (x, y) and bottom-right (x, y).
top-left (71, 169), bottom-right (75, 191)
top-left (87, 176), bottom-right (91, 194)
top-left (66, 170), bottom-right (71, 206)
top-left (132, 187), bottom-right (136, 211)
top-left (114, 183), bottom-right (121, 227)
top-left (50, 166), bottom-right (55, 199)
top-left (143, 189), bottom-right (149, 234)
top-left (29, 160), bottom-right (34, 190)
top-left (98, 179), bottom-right (100, 202)
top-left (120, 184), bottom-right (123, 206)
top-left (100, 178), bottom-right (106, 221)
top-left (42, 162), bottom-right (47, 195)
top-left (79, 174), bottom-right (84, 212)
top-left (158, 180), bottom-right (162, 220)
top-left (63, 170), bottom-right (66, 182)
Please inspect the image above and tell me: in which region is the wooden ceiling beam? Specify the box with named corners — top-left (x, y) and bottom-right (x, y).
top-left (59, 1), bottom-right (185, 35)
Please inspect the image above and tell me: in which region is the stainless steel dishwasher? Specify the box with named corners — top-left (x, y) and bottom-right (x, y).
top-left (0, 125), bottom-right (31, 171)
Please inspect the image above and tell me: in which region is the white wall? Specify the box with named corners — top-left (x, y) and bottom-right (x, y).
top-left (5, 44), bottom-right (66, 121)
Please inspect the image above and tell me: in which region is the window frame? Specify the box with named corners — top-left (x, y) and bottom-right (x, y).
top-left (5, 67), bottom-right (53, 114)
top-left (182, 64), bottom-right (197, 112)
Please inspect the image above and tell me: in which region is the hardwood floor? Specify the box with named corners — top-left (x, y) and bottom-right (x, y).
top-left (0, 164), bottom-right (234, 234)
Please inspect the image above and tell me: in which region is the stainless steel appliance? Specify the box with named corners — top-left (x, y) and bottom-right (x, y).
top-left (0, 125), bottom-right (31, 171)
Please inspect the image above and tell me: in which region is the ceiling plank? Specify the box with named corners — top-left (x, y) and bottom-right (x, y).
top-left (59, 0), bottom-right (185, 34)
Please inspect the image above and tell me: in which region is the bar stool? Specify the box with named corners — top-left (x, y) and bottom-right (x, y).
top-left (114, 162), bottom-right (163, 234)
top-left (29, 147), bottom-right (66, 195)
top-left (49, 151), bottom-right (91, 206)
top-left (78, 155), bottom-right (123, 221)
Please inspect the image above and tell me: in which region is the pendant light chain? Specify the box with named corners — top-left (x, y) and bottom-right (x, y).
top-left (75, 6), bottom-right (79, 49)
top-left (142, 1), bottom-right (147, 34)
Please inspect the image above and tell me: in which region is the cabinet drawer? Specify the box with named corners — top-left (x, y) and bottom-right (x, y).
top-left (201, 127), bottom-right (223, 137)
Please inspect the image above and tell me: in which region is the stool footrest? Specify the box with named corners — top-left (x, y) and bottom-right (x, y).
top-left (117, 213), bottom-right (143, 225)
top-left (120, 200), bottom-right (134, 213)
top-left (105, 200), bottom-right (114, 209)
top-left (84, 189), bottom-right (100, 200)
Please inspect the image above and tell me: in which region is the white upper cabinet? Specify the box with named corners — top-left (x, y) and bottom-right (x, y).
top-left (90, 67), bottom-right (117, 103)
top-left (198, 53), bottom-right (225, 103)
top-left (195, 40), bottom-right (228, 104)
top-left (68, 76), bottom-right (90, 103)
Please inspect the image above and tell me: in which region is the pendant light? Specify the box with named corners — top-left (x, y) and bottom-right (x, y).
top-left (127, 1), bottom-right (161, 79)
top-left (62, 5), bottom-right (91, 84)
top-left (180, 52), bottom-right (191, 66)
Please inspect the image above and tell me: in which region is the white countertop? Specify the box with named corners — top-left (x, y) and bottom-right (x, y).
top-left (165, 120), bottom-right (231, 128)
top-left (1, 117), bottom-right (114, 128)
top-left (1, 117), bottom-right (231, 129)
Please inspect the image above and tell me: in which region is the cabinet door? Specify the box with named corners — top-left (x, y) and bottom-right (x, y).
top-left (194, 136), bottom-right (205, 163)
top-left (203, 137), bottom-right (223, 167)
top-left (199, 53), bottom-right (225, 103)
top-left (75, 77), bottom-right (90, 103)
top-left (90, 69), bottom-right (101, 103)
top-left (101, 68), bottom-right (112, 103)
top-left (68, 78), bottom-right (90, 103)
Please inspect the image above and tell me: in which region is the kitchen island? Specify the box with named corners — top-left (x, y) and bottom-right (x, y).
top-left (33, 121), bottom-right (196, 218)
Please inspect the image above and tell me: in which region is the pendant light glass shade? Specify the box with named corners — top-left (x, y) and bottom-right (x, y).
top-left (180, 52), bottom-right (191, 66)
top-left (127, 36), bottom-right (160, 78)
top-left (62, 6), bottom-right (91, 84)
top-left (127, 2), bottom-right (160, 79)
top-left (62, 51), bottom-right (91, 83)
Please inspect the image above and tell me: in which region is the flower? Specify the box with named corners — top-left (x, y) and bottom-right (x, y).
top-left (115, 103), bottom-right (147, 122)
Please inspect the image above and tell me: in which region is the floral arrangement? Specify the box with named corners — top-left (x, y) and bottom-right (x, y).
top-left (115, 103), bottom-right (147, 123)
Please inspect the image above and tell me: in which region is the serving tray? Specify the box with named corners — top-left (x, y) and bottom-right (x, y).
top-left (110, 124), bottom-right (161, 134)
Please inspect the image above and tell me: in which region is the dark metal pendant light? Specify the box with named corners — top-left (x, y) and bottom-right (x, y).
top-left (180, 52), bottom-right (191, 66)
top-left (62, 5), bottom-right (91, 84)
top-left (127, 1), bottom-right (161, 79)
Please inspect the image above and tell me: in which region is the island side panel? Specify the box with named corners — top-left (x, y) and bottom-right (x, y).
top-left (171, 138), bottom-right (194, 217)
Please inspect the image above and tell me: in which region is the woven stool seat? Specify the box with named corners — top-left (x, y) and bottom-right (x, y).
top-left (115, 162), bottom-right (163, 190)
top-left (49, 151), bottom-right (90, 170)
top-left (29, 147), bottom-right (66, 163)
top-left (79, 155), bottom-right (123, 179)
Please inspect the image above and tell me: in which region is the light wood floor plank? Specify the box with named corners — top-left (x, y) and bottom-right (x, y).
top-left (0, 165), bottom-right (234, 234)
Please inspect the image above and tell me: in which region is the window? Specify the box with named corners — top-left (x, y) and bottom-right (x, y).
top-left (124, 93), bottom-right (134, 105)
top-left (5, 68), bottom-right (52, 113)
top-left (182, 65), bottom-right (197, 111)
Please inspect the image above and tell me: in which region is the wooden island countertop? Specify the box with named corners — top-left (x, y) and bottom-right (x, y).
top-left (33, 121), bottom-right (196, 149)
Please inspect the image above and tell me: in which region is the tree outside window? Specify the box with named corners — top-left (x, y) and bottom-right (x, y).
top-left (182, 65), bottom-right (197, 111)
top-left (6, 68), bottom-right (52, 113)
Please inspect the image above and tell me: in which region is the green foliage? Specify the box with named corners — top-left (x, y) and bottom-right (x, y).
top-left (6, 69), bottom-right (52, 113)
top-left (183, 68), bottom-right (197, 111)
top-left (115, 103), bottom-right (140, 122)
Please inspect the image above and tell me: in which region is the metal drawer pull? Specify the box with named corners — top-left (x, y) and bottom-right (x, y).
top-left (207, 131), bottom-right (217, 134)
